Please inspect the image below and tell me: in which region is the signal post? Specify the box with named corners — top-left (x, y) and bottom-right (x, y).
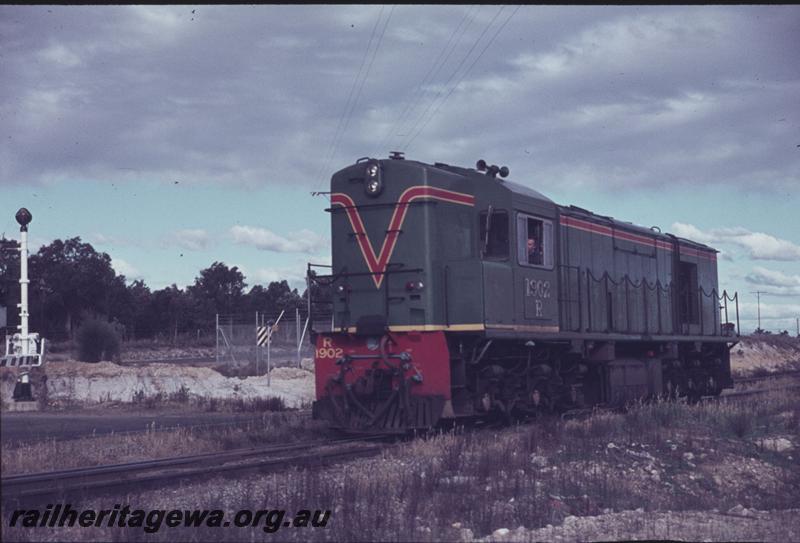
top-left (1, 208), bottom-right (47, 411)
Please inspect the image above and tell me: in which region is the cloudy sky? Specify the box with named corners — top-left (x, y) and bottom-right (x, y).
top-left (1, 5), bottom-right (798, 332)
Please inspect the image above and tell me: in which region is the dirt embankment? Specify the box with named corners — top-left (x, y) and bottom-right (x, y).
top-left (729, 336), bottom-right (800, 377)
top-left (38, 361), bottom-right (314, 409)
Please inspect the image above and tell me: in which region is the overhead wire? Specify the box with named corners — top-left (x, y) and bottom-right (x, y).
top-left (373, 6), bottom-right (476, 156)
top-left (398, 5), bottom-right (506, 152)
top-left (341, 5), bottom-right (396, 157)
top-left (313, 6), bottom-right (386, 198)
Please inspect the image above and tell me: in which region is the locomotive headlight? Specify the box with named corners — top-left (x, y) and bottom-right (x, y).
top-left (364, 162), bottom-right (383, 197)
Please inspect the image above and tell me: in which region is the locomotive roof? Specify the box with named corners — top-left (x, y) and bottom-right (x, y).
top-left (425, 161), bottom-right (554, 203)
top-left (561, 204), bottom-right (717, 253)
top-left (363, 157), bottom-right (718, 254)
top-left (427, 160), bottom-right (716, 253)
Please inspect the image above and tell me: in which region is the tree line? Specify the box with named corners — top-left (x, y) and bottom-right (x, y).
top-left (0, 236), bottom-right (331, 342)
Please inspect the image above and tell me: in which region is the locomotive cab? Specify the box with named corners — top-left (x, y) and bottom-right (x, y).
top-left (327, 157), bottom-right (480, 333)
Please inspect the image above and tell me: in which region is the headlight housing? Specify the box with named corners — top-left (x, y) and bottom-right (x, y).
top-left (364, 161), bottom-right (383, 197)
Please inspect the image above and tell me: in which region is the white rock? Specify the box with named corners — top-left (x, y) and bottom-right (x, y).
top-left (493, 528), bottom-right (510, 537)
top-left (530, 455), bottom-right (548, 468)
top-left (683, 452), bottom-right (695, 461)
top-left (727, 504), bottom-right (746, 516)
top-left (762, 437), bottom-right (793, 452)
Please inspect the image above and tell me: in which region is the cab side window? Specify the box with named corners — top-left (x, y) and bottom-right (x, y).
top-left (517, 213), bottom-right (553, 268)
top-left (479, 209), bottom-right (509, 260)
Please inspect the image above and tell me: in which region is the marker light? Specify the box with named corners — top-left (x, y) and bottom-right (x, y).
top-left (364, 161), bottom-right (383, 196)
top-left (405, 280), bottom-right (424, 291)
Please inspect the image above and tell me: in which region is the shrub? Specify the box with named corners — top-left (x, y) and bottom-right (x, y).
top-left (228, 396), bottom-right (287, 412)
top-left (144, 393), bottom-right (163, 409)
top-left (76, 319), bottom-right (121, 363)
top-left (169, 385), bottom-right (191, 403)
top-left (132, 389), bottom-right (146, 403)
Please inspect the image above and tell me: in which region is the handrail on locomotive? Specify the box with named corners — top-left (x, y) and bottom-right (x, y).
top-left (306, 262), bottom-right (425, 337)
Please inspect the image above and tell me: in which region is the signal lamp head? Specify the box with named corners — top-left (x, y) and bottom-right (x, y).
top-left (364, 161), bottom-right (383, 197)
top-left (499, 166), bottom-right (509, 178)
top-left (15, 208), bottom-right (32, 231)
top-left (476, 159), bottom-right (487, 171)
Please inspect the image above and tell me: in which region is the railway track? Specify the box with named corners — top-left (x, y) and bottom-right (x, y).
top-left (715, 383), bottom-right (800, 401)
top-left (1, 435), bottom-right (389, 506)
top-left (733, 368), bottom-right (800, 385)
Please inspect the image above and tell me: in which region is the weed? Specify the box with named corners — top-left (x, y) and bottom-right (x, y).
top-left (143, 393), bottom-right (162, 409)
top-left (169, 385), bottom-right (191, 404)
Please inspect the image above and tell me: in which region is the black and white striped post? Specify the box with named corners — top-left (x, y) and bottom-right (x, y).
top-left (257, 310), bottom-right (284, 386)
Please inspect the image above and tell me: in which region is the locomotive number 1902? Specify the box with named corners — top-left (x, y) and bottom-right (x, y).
top-left (525, 279), bottom-right (550, 299)
top-left (525, 279), bottom-right (551, 318)
top-left (316, 336), bottom-right (344, 359)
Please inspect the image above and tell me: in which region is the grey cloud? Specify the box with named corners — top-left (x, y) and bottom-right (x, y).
top-left (247, 266), bottom-right (307, 288)
top-left (111, 257), bottom-right (142, 280)
top-left (671, 223), bottom-right (800, 261)
top-left (163, 228), bottom-right (211, 251)
top-left (739, 301), bottom-right (800, 321)
top-left (88, 232), bottom-right (141, 248)
top-left (2, 5), bottom-right (798, 192)
top-left (230, 225), bottom-right (326, 254)
top-left (745, 266), bottom-right (800, 296)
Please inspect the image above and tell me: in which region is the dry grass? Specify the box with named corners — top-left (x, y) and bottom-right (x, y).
top-left (129, 386), bottom-right (289, 413)
top-left (1, 411), bottom-right (328, 476)
top-left (3, 387), bottom-right (798, 542)
top-left (4, 386), bottom-right (799, 542)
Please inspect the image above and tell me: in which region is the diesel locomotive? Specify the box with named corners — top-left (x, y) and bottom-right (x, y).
top-left (308, 153), bottom-right (740, 433)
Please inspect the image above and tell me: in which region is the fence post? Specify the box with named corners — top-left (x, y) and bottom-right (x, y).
top-left (215, 313), bottom-right (219, 366)
top-left (267, 331), bottom-right (271, 386)
top-left (299, 315), bottom-right (310, 368)
top-left (256, 311), bottom-right (260, 376)
top-left (296, 307), bottom-right (301, 364)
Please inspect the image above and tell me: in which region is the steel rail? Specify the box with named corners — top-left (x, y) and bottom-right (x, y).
top-left (712, 384), bottom-right (800, 401)
top-left (733, 368), bottom-right (800, 385)
top-left (2, 435), bottom-right (390, 505)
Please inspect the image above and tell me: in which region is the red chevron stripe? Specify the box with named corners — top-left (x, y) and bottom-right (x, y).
top-left (332, 186), bottom-right (475, 288)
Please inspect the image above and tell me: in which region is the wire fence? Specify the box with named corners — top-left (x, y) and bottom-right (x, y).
top-left (214, 309), bottom-right (333, 375)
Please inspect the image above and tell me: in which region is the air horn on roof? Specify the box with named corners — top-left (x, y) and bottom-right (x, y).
top-left (476, 159), bottom-right (509, 179)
